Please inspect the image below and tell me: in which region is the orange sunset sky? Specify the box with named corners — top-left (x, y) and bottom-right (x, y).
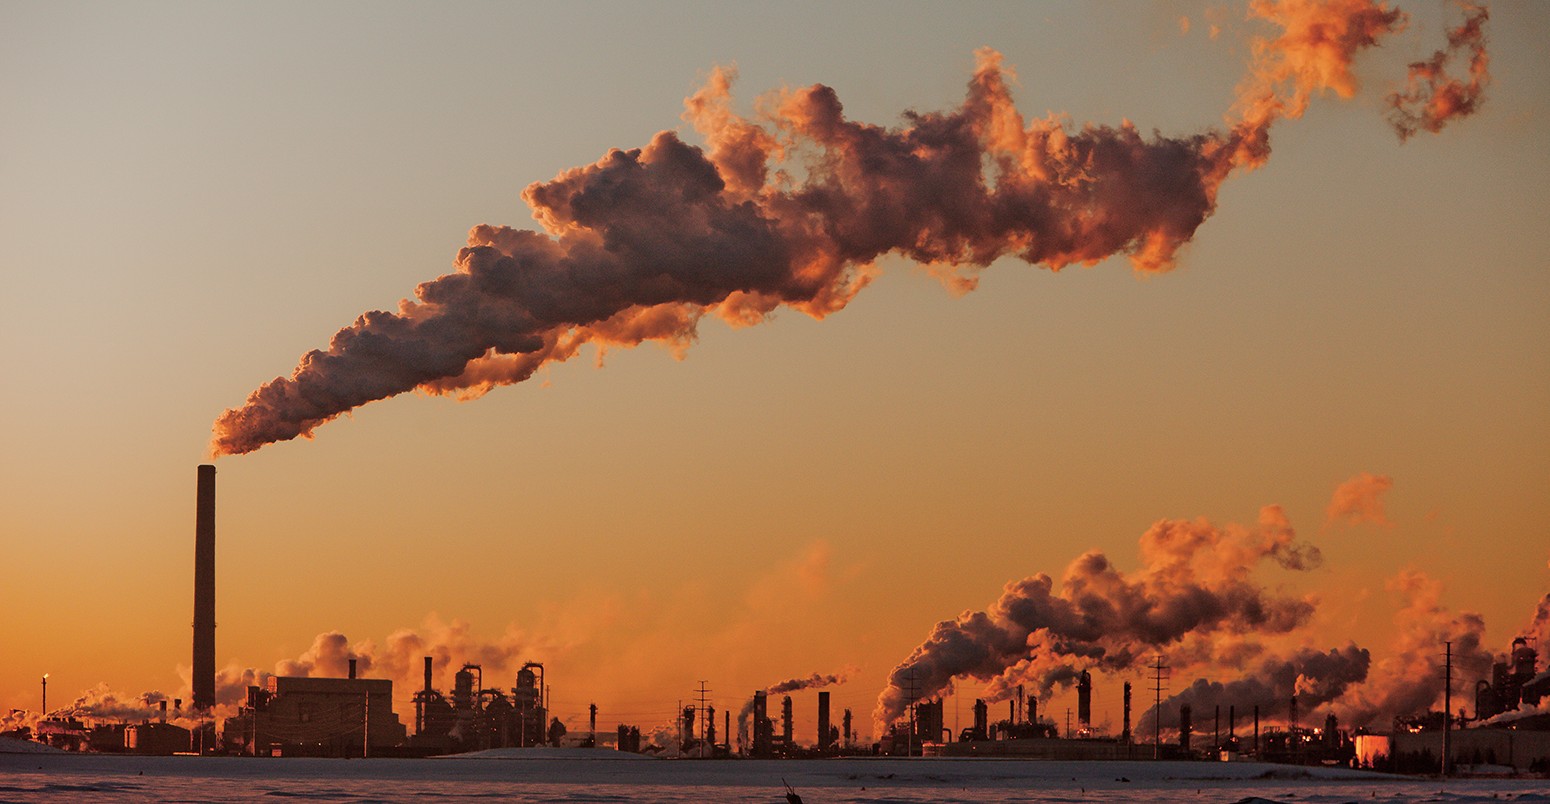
top-left (2, 1), bottom-right (1547, 743)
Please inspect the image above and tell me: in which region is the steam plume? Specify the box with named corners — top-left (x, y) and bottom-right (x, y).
top-left (1388, 3), bottom-right (1490, 141)
top-left (1523, 591), bottom-right (1550, 658)
top-left (210, 0), bottom-right (1486, 456)
top-left (737, 670), bottom-right (847, 749)
top-left (1331, 569), bottom-right (1490, 727)
top-left (1137, 644), bottom-right (1371, 736)
top-left (1325, 471), bottom-right (1394, 526)
top-left (872, 505), bottom-right (1321, 735)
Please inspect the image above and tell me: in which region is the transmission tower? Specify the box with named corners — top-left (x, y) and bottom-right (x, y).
top-left (1442, 641), bottom-right (1453, 778)
top-left (1150, 654), bottom-right (1170, 759)
top-left (696, 680), bottom-right (712, 760)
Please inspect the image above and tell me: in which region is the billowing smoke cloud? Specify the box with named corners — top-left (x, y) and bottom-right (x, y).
top-left (209, 0), bottom-right (1487, 456)
top-left (736, 670), bottom-right (848, 749)
top-left (247, 618), bottom-right (545, 706)
top-left (27, 617), bottom-right (550, 727)
top-left (1523, 591), bottom-right (1550, 659)
top-left (872, 505), bottom-right (1322, 735)
top-left (1325, 472), bottom-right (1394, 527)
top-left (1332, 569), bottom-right (1491, 728)
top-left (54, 684), bottom-right (170, 722)
top-left (1388, 3), bottom-right (1490, 141)
top-left (1137, 644), bottom-right (1371, 737)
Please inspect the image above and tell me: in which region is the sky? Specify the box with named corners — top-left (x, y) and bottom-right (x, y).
top-left (2, 1), bottom-right (1547, 746)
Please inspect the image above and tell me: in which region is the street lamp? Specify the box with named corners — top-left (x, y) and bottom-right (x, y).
top-left (41, 674), bottom-right (48, 718)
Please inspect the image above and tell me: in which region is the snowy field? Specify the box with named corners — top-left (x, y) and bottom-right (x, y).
top-left (1, 750), bottom-right (1547, 803)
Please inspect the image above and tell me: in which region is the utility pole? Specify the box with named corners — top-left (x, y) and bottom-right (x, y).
top-left (906, 669), bottom-right (916, 758)
top-left (1442, 641), bottom-right (1453, 778)
top-left (696, 681), bottom-right (712, 759)
top-left (363, 691), bottom-right (370, 759)
top-left (1150, 655), bottom-right (1169, 759)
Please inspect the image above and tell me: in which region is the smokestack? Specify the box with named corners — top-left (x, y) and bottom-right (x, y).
top-left (159, 700), bottom-right (168, 724)
top-left (1029, 695), bottom-right (1038, 725)
top-left (348, 658), bottom-right (357, 679)
top-left (423, 656), bottom-right (433, 693)
top-left (817, 691), bottom-right (831, 753)
top-left (1180, 704), bottom-right (1193, 752)
top-left (1077, 670), bottom-right (1092, 729)
top-left (781, 695), bottom-right (793, 745)
top-left (1122, 682), bottom-right (1132, 742)
top-left (192, 464), bottom-right (216, 711)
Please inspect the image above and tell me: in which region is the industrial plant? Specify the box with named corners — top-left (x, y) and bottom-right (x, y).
top-left (6, 465), bottom-right (1548, 778)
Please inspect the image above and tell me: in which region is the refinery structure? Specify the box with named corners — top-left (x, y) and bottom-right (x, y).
top-left (7, 465), bottom-right (1549, 776)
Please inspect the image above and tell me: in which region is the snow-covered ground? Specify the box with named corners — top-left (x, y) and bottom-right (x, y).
top-left (0, 736), bottom-right (62, 754)
top-left (1, 752), bottom-right (1546, 803)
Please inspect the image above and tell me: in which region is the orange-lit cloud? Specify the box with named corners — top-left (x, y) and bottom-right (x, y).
top-left (1332, 569), bottom-right (1490, 726)
top-left (1325, 471), bottom-right (1395, 526)
top-left (1389, 3), bottom-right (1490, 141)
top-left (210, 0), bottom-right (1488, 457)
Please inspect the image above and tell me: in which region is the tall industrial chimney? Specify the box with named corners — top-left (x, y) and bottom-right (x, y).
top-left (1122, 681), bottom-right (1132, 742)
top-left (817, 691), bottom-right (832, 753)
top-left (1077, 670), bottom-right (1092, 729)
top-left (192, 464), bottom-right (216, 710)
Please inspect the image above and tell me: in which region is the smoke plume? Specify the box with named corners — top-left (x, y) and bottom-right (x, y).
top-left (737, 670), bottom-right (847, 749)
top-left (1388, 3), bottom-right (1490, 141)
top-left (210, 0), bottom-right (1487, 456)
top-left (1137, 644), bottom-right (1371, 737)
top-left (1331, 569), bottom-right (1491, 727)
top-left (1325, 471), bottom-right (1394, 527)
top-left (165, 617), bottom-right (545, 719)
top-left (872, 505), bottom-right (1321, 735)
top-left (1523, 591), bottom-right (1550, 659)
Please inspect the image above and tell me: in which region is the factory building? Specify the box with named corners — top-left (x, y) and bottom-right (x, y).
top-left (1476, 638), bottom-right (1549, 722)
top-left (222, 663), bottom-right (405, 757)
top-left (125, 721), bottom-right (193, 755)
top-left (408, 658), bottom-right (554, 754)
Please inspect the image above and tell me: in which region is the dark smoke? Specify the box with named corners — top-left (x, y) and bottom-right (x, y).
top-left (1137, 644), bottom-right (1371, 737)
top-left (210, 0), bottom-right (1486, 456)
top-left (1388, 3), bottom-right (1491, 141)
top-left (872, 506), bottom-right (1321, 733)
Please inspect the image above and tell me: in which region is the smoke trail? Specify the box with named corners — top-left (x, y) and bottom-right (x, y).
top-left (209, 0), bottom-right (1485, 456)
top-left (1388, 3), bottom-right (1490, 141)
top-left (736, 670), bottom-right (847, 750)
top-left (1325, 472), bottom-right (1394, 527)
top-left (1136, 644), bottom-right (1371, 737)
top-left (872, 505), bottom-right (1321, 735)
